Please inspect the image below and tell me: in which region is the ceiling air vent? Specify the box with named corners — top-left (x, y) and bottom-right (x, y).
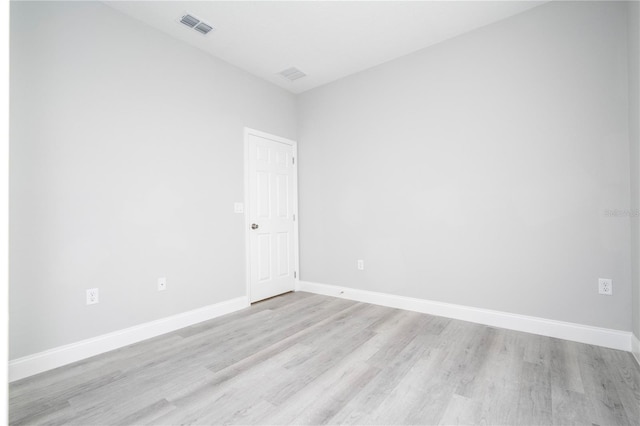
top-left (180, 14), bottom-right (200, 28)
top-left (279, 67), bottom-right (307, 82)
top-left (179, 13), bottom-right (215, 35)
top-left (194, 22), bottom-right (214, 35)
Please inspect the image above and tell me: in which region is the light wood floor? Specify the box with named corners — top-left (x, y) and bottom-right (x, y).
top-left (9, 292), bottom-right (640, 425)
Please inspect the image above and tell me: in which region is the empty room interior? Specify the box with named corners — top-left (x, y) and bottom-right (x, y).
top-left (7, 0), bottom-right (640, 425)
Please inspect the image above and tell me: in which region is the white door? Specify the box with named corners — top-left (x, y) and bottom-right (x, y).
top-left (245, 129), bottom-right (298, 303)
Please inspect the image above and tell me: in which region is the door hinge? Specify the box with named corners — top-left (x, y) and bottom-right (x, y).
top-left (292, 157), bottom-right (295, 165)
top-left (294, 271), bottom-right (297, 279)
top-left (293, 214), bottom-right (296, 221)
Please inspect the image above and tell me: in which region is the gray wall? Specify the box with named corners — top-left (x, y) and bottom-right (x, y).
top-left (297, 1), bottom-right (632, 331)
top-left (629, 0), bottom-right (640, 341)
top-left (10, 1), bottom-right (296, 359)
top-left (11, 0), bottom-right (637, 361)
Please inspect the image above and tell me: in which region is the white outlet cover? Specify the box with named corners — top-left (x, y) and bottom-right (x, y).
top-left (158, 277), bottom-right (167, 291)
top-left (234, 202), bottom-right (244, 213)
top-left (86, 288), bottom-right (99, 305)
top-left (598, 278), bottom-right (612, 295)
top-left (357, 259), bottom-right (364, 270)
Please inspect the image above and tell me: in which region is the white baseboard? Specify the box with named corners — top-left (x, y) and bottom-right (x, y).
top-left (633, 334), bottom-right (640, 366)
top-left (9, 296), bottom-right (249, 382)
top-left (297, 281), bottom-right (633, 352)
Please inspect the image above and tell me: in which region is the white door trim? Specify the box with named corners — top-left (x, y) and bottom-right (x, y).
top-left (244, 128), bottom-right (299, 303)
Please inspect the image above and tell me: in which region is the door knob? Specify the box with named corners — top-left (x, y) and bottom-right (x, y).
top-left (251, 223), bottom-right (259, 230)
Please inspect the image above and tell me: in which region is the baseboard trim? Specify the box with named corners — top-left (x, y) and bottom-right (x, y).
top-left (633, 334), bottom-right (640, 366)
top-left (297, 281), bottom-right (632, 352)
top-left (9, 296), bottom-right (249, 382)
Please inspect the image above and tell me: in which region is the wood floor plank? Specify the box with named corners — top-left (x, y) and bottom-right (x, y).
top-left (239, 313), bottom-right (402, 424)
top-left (113, 398), bottom-right (176, 426)
top-left (387, 325), bottom-right (493, 425)
top-left (265, 327), bottom-right (377, 405)
top-left (453, 326), bottom-right (499, 398)
top-left (9, 292), bottom-right (640, 426)
top-left (10, 370), bottom-right (125, 425)
top-left (366, 347), bottom-right (456, 425)
top-left (596, 347), bottom-right (640, 424)
top-left (156, 344), bottom-right (312, 425)
top-left (549, 338), bottom-right (585, 395)
top-left (438, 394), bottom-right (484, 426)
top-left (329, 332), bottom-right (440, 424)
top-left (199, 301), bottom-right (368, 392)
top-left (458, 330), bottom-right (524, 425)
top-left (66, 367), bottom-right (214, 425)
top-left (290, 363), bottom-right (381, 425)
top-left (366, 311), bottom-right (434, 369)
top-left (551, 387), bottom-right (592, 426)
top-left (460, 329), bottom-right (524, 425)
top-left (516, 361), bottom-right (552, 426)
top-left (205, 298), bottom-right (358, 373)
top-left (578, 344), bottom-right (632, 426)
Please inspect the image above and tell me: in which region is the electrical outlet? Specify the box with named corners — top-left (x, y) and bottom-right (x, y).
top-left (598, 278), bottom-right (612, 295)
top-left (357, 259), bottom-right (364, 270)
top-left (86, 288), bottom-right (99, 305)
top-left (158, 277), bottom-right (167, 292)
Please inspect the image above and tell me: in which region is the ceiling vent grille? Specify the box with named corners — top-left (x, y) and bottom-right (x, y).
top-left (279, 67), bottom-right (307, 82)
top-left (180, 14), bottom-right (200, 28)
top-left (194, 22), bottom-right (214, 35)
top-left (179, 13), bottom-right (214, 35)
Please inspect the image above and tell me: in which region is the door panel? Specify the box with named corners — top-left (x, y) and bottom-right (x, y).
top-left (247, 131), bottom-right (296, 302)
top-left (258, 234), bottom-right (271, 282)
top-left (276, 232), bottom-right (290, 277)
top-left (276, 174), bottom-right (289, 218)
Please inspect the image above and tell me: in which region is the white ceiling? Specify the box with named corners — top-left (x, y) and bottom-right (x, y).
top-left (105, 1), bottom-right (546, 94)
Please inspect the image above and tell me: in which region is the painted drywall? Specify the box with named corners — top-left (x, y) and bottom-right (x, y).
top-left (629, 0), bottom-right (640, 341)
top-left (9, 1), bottom-right (296, 359)
top-left (297, 1), bottom-right (632, 331)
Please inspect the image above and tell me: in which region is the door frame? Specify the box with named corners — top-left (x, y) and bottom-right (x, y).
top-left (243, 127), bottom-right (300, 303)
